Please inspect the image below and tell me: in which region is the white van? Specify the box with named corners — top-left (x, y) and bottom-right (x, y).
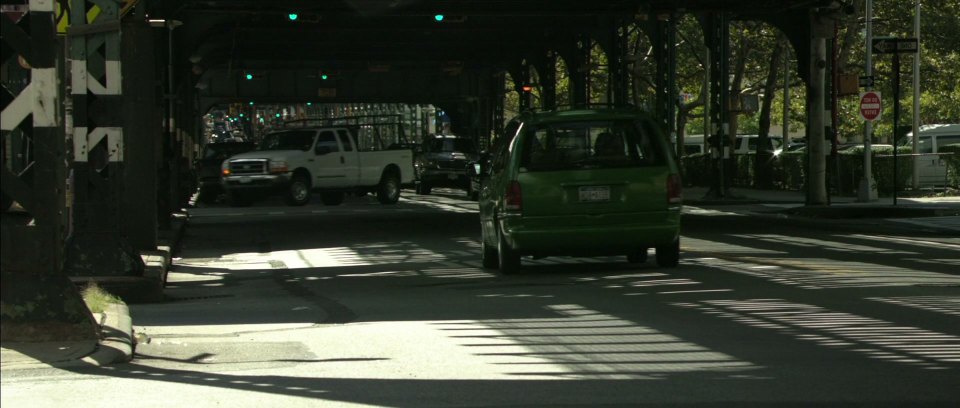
top-left (680, 134), bottom-right (782, 155)
top-left (683, 135), bottom-right (706, 155)
top-left (901, 124), bottom-right (960, 187)
top-left (735, 134), bottom-right (783, 155)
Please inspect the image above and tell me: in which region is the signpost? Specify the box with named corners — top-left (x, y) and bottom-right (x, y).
top-left (872, 38), bottom-right (918, 54)
top-left (872, 37), bottom-right (918, 205)
top-left (859, 91), bottom-right (881, 122)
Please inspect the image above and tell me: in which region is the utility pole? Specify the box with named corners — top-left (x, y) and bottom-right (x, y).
top-left (858, 0), bottom-right (879, 202)
top-left (912, 1), bottom-right (921, 189)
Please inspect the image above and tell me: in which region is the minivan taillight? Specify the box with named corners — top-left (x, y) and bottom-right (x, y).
top-left (667, 174), bottom-right (682, 204)
top-left (504, 181), bottom-right (523, 212)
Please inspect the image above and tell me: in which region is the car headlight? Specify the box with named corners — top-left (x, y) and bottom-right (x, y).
top-left (221, 161), bottom-right (231, 176)
top-left (269, 160), bottom-right (289, 174)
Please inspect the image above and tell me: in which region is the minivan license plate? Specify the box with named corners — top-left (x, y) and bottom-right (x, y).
top-left (579, 186), bottom-right (610, 202)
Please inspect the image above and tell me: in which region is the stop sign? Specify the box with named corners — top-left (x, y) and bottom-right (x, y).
top-left (859, 91), bottom-right (882, 121)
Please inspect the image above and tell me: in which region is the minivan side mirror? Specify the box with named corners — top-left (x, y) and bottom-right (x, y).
top-left (466, 162), bottom-right (483, 178)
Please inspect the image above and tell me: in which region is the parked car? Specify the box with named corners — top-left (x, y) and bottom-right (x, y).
top-left (415, 134), bottom-right (479, 198)
top-left (195, 141), bottom-right (256, 203)
top-left (472, 107), bottom-right (683, 274)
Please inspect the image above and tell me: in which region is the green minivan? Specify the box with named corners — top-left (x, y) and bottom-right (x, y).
top-left (474, 107), bottom-right (682, 274)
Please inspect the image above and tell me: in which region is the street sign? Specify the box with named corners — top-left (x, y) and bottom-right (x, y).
top-left (859, 91), bottom-right (882, 121)
top-left (859, 75), bottom-right (874, 88)
top-left (872, 38), bottom-right (918, 54)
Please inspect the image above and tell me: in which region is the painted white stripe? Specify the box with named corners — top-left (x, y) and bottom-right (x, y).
top-left (850, 234), bottom-right (960, 250)
top-left (33, 68), bottom-right (58, 127)
top-left (72, 60), bottom-right (122, 95)
top-left (0, 83), bottom-right (33, 131)
top-left (73, 127), bottom-right (124, 162)
top-left (0, 68), bottom-right (58, 130)
top-left (30, 0), bottom-right (54, 12)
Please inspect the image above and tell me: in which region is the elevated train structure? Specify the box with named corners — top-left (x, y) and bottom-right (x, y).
top-left (1, 0), bottom-right (846, 338)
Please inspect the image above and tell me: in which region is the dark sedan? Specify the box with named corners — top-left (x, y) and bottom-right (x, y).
top-left (195, 141), bottom-right (256, 203)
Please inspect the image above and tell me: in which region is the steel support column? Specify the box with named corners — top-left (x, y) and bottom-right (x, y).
top-left (610, 25), bottom-right (630, 107)
top-left (652, 14), bottom-right (678, 148)
top-left (703, 12), bottom-right (731, 198)
top-left (806, 10), bottom-right (831, 205)
top-left (535, 52), bottom-right (557, 110)
top-left (1, 0), bottom-right (98, 341)
top-left (492, 71), bottom-right (505, 146)
top-left (63, 0), bottom-right (145, 281)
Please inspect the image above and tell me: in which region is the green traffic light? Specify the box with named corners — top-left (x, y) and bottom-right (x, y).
top-left (239, 113), bottom-right (245, 117)
top-left (434, 14), bottom-right (444, 22)
top-left (306, 102), bottom-right (312, 106)
top-left (275, 113), bottom-right (281, 118)
top-left (321, 74), bottom-right (328, 80)
top-left (245, 73), bottom-right (253, 80)
top-left (249, 101), bottom-right (254, 106)
top-left (288, 13), bottom-right (298, 21)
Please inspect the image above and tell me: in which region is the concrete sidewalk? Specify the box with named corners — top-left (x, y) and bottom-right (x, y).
top-left (684, 186), bottom-right (960, 234)
top-left (0, 214), bottom-right (187, 370)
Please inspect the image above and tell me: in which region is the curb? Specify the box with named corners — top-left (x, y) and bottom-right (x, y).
top-left (80, 303), bottom-right (134, 366)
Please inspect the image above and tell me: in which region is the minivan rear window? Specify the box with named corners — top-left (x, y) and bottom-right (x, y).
top-left (519, 120), bottom-right (665, 171)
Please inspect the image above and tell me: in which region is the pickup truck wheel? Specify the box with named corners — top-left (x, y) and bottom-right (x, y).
top-left (286, 176), bottom-right (311, 206)
top-left (320, 192), bottom-right (344, 206)
top-left (416, 181), bottom-right (431, 195)
top-left (377, 172), bottom-right (401, 204)
top-left (197, 185), bottom-right (218, 204)
top-left (228, 191), bottom-right (252, 207)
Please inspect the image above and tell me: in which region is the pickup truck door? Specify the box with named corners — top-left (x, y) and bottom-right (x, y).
top-left (312, 129), bottom-right (349, 188)
top-left (336, 129), bottom-right (361, 186)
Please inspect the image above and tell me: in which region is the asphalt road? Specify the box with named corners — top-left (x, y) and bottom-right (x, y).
top-left (3, 188), bottom-right (959, 407)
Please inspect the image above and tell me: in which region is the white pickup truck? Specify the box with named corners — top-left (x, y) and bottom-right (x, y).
top-left (220, 125), bottom-right (414, 206)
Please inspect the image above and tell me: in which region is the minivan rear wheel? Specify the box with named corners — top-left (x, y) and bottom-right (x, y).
top-left (497, 229), bottom-right (520, 275)
top-left (627, 247), bottom-right (649, 263)
top-left (655, 239), bottom-right (680, 268)
top-left (481, 236), bottom-right (499, 269)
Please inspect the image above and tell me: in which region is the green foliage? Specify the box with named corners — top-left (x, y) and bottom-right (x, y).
top-left (81, 282), bottom-right (124, 314)
top-left (940, 144), bottom-right (960, 187)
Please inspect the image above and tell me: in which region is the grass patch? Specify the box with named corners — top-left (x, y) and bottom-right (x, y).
top-left (81, 283), bottom-right (125, 314)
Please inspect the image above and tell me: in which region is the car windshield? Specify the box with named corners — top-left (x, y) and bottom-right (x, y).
top-left (258, 131), bottom-right (316, 151)
top-left (203, 143), bottom-right (255, 159)
top-left (520, 119), bottom-right (665, 171)
top-left (427, 138), bottom-right (476, 153)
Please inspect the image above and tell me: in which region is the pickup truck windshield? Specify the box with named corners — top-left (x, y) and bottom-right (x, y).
top-left (427, 138), bottom-right (476, 153)
top-left (258, 130), bottom-right (316, 151)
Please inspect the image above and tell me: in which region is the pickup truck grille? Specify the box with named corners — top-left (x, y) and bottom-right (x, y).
top-left (229, 159), bottom-right (267, 175)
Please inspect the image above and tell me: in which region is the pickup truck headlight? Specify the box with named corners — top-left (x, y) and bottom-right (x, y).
top-left (221, 161), bottom-right (231, 176)
top-left (269, 160), bottom-right (289, 174)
